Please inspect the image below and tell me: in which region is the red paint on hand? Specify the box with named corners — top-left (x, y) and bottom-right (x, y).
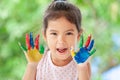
top-left (26, 33), bottom-right (31, 50)
top-left (85, 34), bottom-right (91, 48)
top-left (35, 34), bottom-right (40, 50)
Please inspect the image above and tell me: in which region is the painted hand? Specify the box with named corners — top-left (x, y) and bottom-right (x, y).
top-left (19, 32), bottom-right (44, 63)
top-left (71, 34), bottom-right (96, 64)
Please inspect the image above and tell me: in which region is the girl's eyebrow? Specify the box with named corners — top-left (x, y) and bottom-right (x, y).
top-left (49, 29), bottom-right (58, 32)
top-left (66, 29), bottom-right (74, 32)
top-left (49, 29), bottom-right (74, 32)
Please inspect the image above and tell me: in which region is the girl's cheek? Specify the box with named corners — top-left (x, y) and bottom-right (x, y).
top-left (48, 35), bottom-right (57, 40)
top-left (66, 39), bottom-right (75, 47)
top-left (70, 39), bottom-right (78, 47)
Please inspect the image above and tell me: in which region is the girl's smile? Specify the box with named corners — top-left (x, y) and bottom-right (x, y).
top-left (56, 48), bottom-right (68, 54)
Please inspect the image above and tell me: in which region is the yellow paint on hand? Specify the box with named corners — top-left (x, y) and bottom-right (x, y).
top-left (27, 48), bottom-right (43, 62)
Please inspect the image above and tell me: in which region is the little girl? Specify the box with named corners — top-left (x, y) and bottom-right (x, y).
top-left (22, 0), bottom-right (96, 80)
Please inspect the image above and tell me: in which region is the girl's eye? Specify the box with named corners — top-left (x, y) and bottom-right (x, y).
top-left (50, 33), bottom-right (57, 35)
top-left (66, 32), bottom-right (73, 35)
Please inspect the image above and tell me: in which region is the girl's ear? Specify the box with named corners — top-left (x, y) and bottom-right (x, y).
top-left (77, 28), bottom-right (83, 41)
top-left (42, 29), bottom-right (47, 42)
top-left (77, 33), bottom-right (80, 41)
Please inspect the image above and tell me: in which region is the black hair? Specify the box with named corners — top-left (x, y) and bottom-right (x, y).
top-left (43, 0), bottom-right (82, 34)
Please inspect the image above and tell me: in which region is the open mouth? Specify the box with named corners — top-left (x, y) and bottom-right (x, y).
top-left (56, 48), bottom-right (68, 53)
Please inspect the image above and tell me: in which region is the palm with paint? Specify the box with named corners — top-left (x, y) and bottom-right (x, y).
top-left (71, 34), bottom-right (96, 64)
top-left (19, 32), bottom-right (44, 62)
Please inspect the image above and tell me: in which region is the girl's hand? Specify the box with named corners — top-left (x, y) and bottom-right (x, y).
top-left (71, 34), bottom-right (96, 64)
top-left (19, 32), bottom-right (44, 63)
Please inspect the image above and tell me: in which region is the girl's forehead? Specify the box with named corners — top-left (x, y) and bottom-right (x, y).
top-left (47, 17), bottom-right (77, 32)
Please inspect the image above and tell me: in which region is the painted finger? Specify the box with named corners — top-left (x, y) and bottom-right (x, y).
top-left (85, 34), bottom-right (91, 48)
top-left (39, 44), bottom-right (44, 54)
top-left (35, 34), bottom-right (40, 50)
top-left (30, 32), bottom-right (34, 49)
top-left (18, 42), bottom-right (27, 52)
top-left (70, 47), bottom-right (76, 58)
top-left (89, 48), bottom-right (96, 56)
top-left (79, 34), bottom-right (84, 48)
top-left (87, 39), bottom-right (94, 51)
top-left (26, 33), bottom-right (31, 50)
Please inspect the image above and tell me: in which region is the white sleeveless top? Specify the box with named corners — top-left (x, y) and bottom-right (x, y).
top-left (36, 51), bottom-right (78, 80)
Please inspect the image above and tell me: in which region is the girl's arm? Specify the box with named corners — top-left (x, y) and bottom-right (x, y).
top-left (20, 33), bottom-right (44, 80)
top-left (77, 62), bottom-right (91, 80)
top-left (22, 63), bottom-right (38, 80)
top-left (71, 34), bottom-right (96, 80)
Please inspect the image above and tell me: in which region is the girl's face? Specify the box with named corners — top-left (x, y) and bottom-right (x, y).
top-left (44, 17), bottom-right (80, 63)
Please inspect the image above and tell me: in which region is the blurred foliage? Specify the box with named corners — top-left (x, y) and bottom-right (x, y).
top-left (0, 0), bottom-right (120, 80)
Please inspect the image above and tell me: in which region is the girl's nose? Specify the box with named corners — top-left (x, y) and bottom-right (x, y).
top-left (57, 35), bottom-right (65, 44)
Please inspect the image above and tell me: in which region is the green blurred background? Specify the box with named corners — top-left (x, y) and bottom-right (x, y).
top-left (0, 0), bottom-right (120, 80)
